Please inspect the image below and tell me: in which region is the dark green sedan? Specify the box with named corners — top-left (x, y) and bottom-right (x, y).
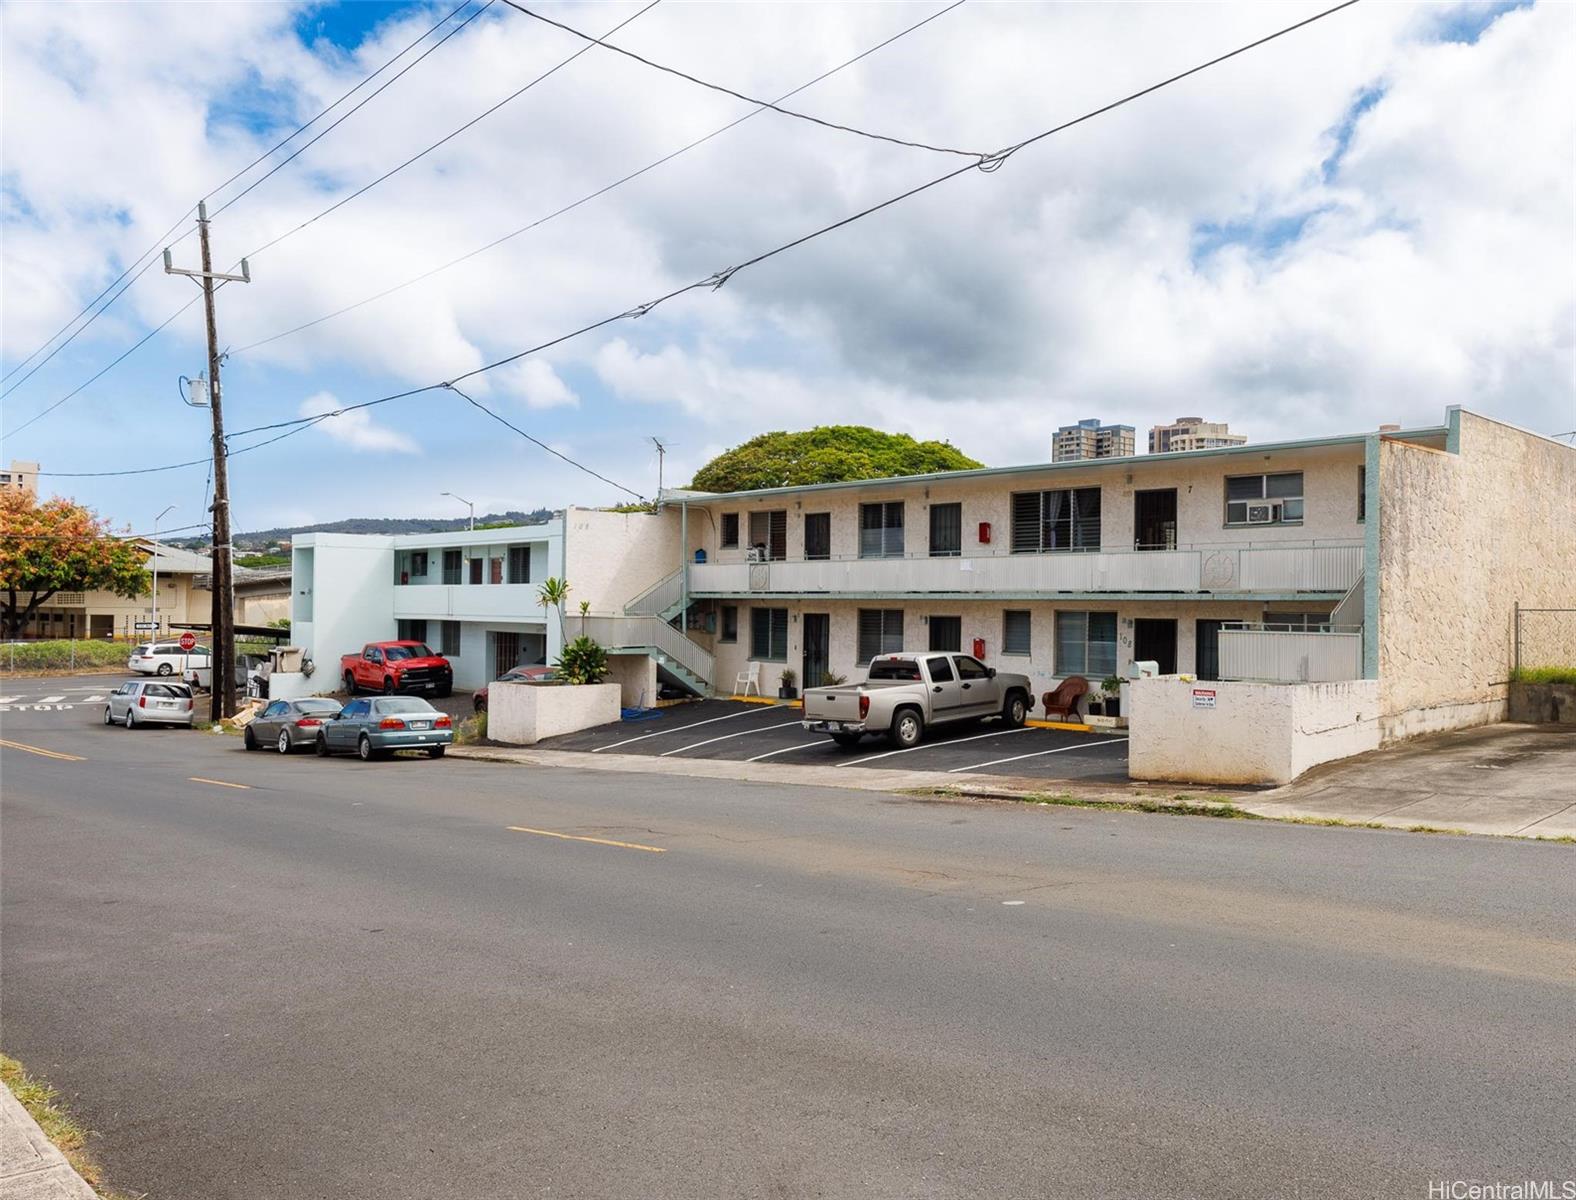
top-left (314, 696), bottom-right (453, 761)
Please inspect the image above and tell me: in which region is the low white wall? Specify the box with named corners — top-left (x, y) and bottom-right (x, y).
top-left (1128, 676), bottom-right (1380, 786)
top-left (605, 655), bottom-right (657, 708)
top-left (489, 682), bottom-right (621, 746)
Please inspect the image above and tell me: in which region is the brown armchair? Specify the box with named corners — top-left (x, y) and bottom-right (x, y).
top-left (1040, 676), bottom-right (1089, 722)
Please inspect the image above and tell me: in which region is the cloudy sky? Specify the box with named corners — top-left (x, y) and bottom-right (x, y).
top-left (2, 0), bottom-right (1571, 536)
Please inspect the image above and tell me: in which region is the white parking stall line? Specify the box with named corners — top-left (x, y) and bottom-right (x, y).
top-left (0, 696), bottom-right (22, 705)
top-left (842, 726), bottom-right (1034, 767)
top-left (593, 706), bottom-right (787, 753)
top-left (746, 739), bottom-right (830, 763)
top-left (659, 720), bottom-right (805, 757)
top-left (36, 695), bottom-right (66, 704)
top-left (946, 736), bottom-right (1130, 773)
top-left (83, 695), bottom-right (106, 702)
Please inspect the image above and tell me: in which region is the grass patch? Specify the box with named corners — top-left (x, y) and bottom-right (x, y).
top-left (0, 1053), bottom-right (111, 1194)
top-left (1510, 665), bottom-right (1576, 686)
top-left (1017, 792), bottom-right (1263, 819)
top-left (0, 640), bottom-right (131, 673)
top-left (455, 710), bottom-right (487, 745)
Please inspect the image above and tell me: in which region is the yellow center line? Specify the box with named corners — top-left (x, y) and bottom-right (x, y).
top-left (0, 738), bottom-right (85, 761)
top-left (507, 826), bottom-right (667, 853)
top-left (189, 777), bottom-right (251, 790)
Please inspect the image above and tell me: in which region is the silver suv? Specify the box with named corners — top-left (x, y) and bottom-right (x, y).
top-left (105, 680), bottom-right (195, 728)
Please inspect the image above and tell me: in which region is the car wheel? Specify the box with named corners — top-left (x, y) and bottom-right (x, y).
top-left (315, 735), bottom-right (330, 757)
top-left (358, 734), bottom-right (374, 761)
top-left (343, 671), bottom-right (357, 695)
top-left (382, 677), bottom-right (396, 695)
top-left (889, 708), bottom-right (923, 749)
top-left (1002, 691), bottom-right (1027, 728)
top-left (244, 726), bottom-right (258, 750)
top-left (157, 662), bottom-right (173, 676)
top-left (427, 745), bottom-right (445, 759)
top-left (103, 706), bottom-right (113, 726)
top-left (830, 733), bottom-right (862, 749)
top-left (124, 709), bottom-right (136, 729)
top-left (277, 730), bottom-right (292, 754)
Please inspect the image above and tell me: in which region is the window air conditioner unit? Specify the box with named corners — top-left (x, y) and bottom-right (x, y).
top-left (746, 545), bottom-right (766, 563)
top-left (1246, 502), bottom-right (1279, 524)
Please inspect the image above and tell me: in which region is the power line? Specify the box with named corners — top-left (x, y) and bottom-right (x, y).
top-left (0, 523), bottom-right (210, 543)
top-left (0, 0), bottom-right (480, 406)
top-left (41, 0), bottom-right (1362, 484)
top-left (500, 0), bottom-right (985, 160)
top-left (235, 0), bottom-right (967, 354)
top-left (446, 385), bottom-right (644, 498)
top-left (241, 0), bottom-right (660, 262)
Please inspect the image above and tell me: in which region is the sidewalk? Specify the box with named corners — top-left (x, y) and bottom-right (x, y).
top-left (450, 722), bottom-right (1576, 840)
top-left (0, 1086), bottom-right (97, 1199)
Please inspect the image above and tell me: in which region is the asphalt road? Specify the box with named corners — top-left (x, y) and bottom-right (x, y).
top-left (3, 675), bottom-right (1574, 1199)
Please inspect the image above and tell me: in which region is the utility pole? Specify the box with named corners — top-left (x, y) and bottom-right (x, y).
top-left (165, 202), bottom-right (250, 720)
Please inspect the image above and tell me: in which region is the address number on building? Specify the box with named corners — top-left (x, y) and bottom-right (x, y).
top-left (1192, 689), bottom-right (1217, 709)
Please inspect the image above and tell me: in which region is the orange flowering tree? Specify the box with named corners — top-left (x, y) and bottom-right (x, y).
top-left (0, 491), bottom-right (148, 639)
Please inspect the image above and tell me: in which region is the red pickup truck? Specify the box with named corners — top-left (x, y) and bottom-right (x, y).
top-left (341, 641), bottom-right (453, 697)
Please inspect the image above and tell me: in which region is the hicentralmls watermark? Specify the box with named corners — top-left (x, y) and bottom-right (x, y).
top-left (1427, 1183), bottom-right (1576, 1200)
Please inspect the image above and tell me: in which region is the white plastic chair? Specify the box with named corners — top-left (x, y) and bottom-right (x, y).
top-left (733, 661), bottom-right (761, 697)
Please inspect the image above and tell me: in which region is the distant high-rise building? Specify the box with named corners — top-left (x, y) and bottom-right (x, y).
top-left (0, 460), bottom-right (39, 495)
top-left (1148, 417), bottom-right (1247, 455)
top-left (1052, 419), bottom-right (1136, 462)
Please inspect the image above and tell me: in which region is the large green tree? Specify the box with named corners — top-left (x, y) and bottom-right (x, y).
top-left (689, 427), bottom-right (982, 492)
top-left (0, 491), bottom-right (148, 638)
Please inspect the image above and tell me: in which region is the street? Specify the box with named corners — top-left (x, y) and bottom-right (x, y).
top-left (2, 677), bottom-right (1574, 1199)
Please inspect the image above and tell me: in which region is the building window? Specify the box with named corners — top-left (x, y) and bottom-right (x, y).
top-left (1357, 465), bottom-right (1366, 522)
top-left (804, 512), bottom-right (831, 561)
top-left (748, 510), bottom-right (787, 561)
top-left (1055, 611), bottom-right (1117, 676)
top-left (440, 620), bottom-right (461, 656)
top-left (928, 615), bottom-right (961, 652)
top-left (721, 513), bottom-right (740, 548)
top-left (468, 557), bottom-right (483, 585)
top-left (857, 609), bottom-right (904, 663)
top-left (859, 502), bottom-right (905, 558)
top-left (507, 545), bottom-right (530, 584)
top-left (1011, 488), bottom-right (1101, 553)
top-left (929, 503), bottom-right (962, 557)
top-left (410, 551), bottom-right (428, 577)
top-left (398, 619), bottom-right (428, 643)
top-left (1225, 472), bottom-right (1304, 525)
top-left (442, 549), bottom-right (463, 585)
top-left (750, 607), bottom-right (788, 660)
top-left (1261, 612), bottom-right (1334, 631)
top-left (720, 605), bottom-right (738, 643)
top-left (1003, 610), bottom-right (1032, 656)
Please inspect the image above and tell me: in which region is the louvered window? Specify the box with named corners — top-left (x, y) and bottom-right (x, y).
top-left (859, 502), bottom-right (904, 558)
top-left (929, 503), bottom-right (962, 557)
top-left (507, 545), bottom-right (531, 584)
top-left (857, 609), bottom-right (904, 663)
top-left (750, 607), bottom-right (788, 660)
top-left (1010, 488), bottom-right (1101, 552)
top-left (747, 510), bottom-right (787, 561)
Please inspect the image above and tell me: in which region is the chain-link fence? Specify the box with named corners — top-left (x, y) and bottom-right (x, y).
top-left (1515, 607), bottom-right (1576, 672)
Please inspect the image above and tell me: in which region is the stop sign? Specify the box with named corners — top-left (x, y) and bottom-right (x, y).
top-left (178, 631), bottom-right (197, 652)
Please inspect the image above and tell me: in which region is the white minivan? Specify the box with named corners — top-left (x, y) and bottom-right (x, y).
top-left (128, 641), bottom-right (211, 676)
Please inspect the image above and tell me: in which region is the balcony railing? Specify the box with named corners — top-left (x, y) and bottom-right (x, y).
top-left (581, 615), bottom-right (714, 685)
top-left (1218, 626), bottom-right (1363, 682)
top-left (391, 583), bottom-right (543, 621)
top-left (687, 541), bottom-right (1361, 598)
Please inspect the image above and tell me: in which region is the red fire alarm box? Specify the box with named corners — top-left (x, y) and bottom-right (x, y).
top-left (972, 637), bottom-right (986, 659)
top-left (978, 521), bottom-right (992, 544)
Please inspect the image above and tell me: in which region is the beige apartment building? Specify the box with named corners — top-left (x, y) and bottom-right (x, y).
top-left (16, 541), bottom-right (216, 640)
top-left (1148, 417), bottom-right (1247, 455)
top-left (1, 459), bottom-right (40, 494)
top-left (646, 407), bottom-right (1571, 743)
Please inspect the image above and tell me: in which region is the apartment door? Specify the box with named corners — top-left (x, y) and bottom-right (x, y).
top-left (1195, 619), bottom-right (1225, 681)
top-left (1134, 489), bottom-right (1178, 551)
top-left (492, 632), bottom-right (520, 681)
top-left (1132, 618), bottom-right (1177, 675)
top-left (801, 613), bottom-right (830, 689)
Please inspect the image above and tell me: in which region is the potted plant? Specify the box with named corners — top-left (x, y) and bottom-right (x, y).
top-left (778, 667), bottom-right (798, 700)
top-left (1086, 686), bottom-right (1105, 717)
top-left (1101, 674), bottom-right (1124, 719)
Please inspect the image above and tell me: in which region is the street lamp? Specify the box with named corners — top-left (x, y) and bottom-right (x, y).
top-left (152, 504), bottom-right (177, 637)
top-left (441, 491), bottom-right (474, 532)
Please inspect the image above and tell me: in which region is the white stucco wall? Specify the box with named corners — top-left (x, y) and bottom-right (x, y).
top-left (563, 508), bottom-right (683, 615)
top-left (1127, 677), bottom-right (1381, 786)
top-left (488, 682), bottom-right (621, 745)
top-left (1377, 412), bottom-right (1576, 741)
top-left (291, 535), bottom-right (396, 678)
top-left (605, 654), bottom-right (658, 708)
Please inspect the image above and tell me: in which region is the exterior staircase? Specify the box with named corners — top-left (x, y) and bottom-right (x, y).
top-left (581, 570), bottom-right (714, 697)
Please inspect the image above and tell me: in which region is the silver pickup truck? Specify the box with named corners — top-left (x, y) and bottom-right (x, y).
top-left (801, 653), bottom-right (1035, 749)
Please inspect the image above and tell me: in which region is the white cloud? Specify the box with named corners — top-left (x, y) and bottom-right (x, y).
top-left (298, 392), bottom-right (419, 454)
top-left (496, 359), bottom-right (578, 410)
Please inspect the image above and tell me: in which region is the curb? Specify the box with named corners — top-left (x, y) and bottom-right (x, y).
top-left (0, 1083), bottom-right (99, 1198)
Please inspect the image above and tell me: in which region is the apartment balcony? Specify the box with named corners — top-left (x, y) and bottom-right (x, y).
top-left (392, 583), bottom-right (543, 622)
top-left (686, 541), bottom-right (1362, 600)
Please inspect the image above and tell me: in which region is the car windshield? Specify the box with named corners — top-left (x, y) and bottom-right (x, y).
top-left (296, 699), bottom-right (341, 715)
top-left (375, 698), bottom-right (436, 714)
top-left (868, 660), bottom-right (923, 681)
top-left (385, 644), bottom-right (434, 661)
top-left (144, 683), bottom-right (192, 698)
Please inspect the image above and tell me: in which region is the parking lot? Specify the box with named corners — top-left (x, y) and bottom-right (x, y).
top-left (540, 699), bottom-right (1130, 782)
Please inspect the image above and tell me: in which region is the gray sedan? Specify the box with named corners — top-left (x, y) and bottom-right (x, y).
top-left (314, 696), bottom-right (453, 761)
top-left (104, 679), bottom-right (195, 728)
top-left (244, 697), bottom-right (344, 754)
